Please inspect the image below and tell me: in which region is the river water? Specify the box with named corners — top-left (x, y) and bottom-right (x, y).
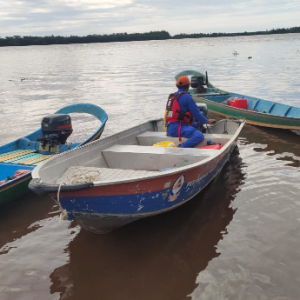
top-left (0, 33), bottom-right (300, 300)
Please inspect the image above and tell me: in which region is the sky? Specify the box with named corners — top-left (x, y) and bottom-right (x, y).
top-left (0, 0), bottom-right (300, 37)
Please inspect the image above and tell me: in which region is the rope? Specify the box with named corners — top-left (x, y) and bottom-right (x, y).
top-left (55, 166), bottom-right (101, 221)
top-left (57, 183), bottom-right (68, 221)
top-left (66, 166), bottom-right (101, 184)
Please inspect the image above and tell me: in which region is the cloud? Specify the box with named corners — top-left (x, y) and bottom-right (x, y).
top-left (0, 0), bottom-right (299, 37)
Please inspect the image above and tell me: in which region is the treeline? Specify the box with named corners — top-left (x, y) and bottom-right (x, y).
top-left (173, 26), bottom-right (300, 39)
top-left (1, 26), bottom-right (300, 47)
top-left (0, 31), bottom-right (171, 47)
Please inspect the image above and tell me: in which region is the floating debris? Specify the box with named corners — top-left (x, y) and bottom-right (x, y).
top-left (248, 56), bottom-right (252, 59)
top-left (233, 50), bottom-right (239, 55)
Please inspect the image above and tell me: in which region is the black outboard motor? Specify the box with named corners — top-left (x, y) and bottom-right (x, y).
top-left (191, 76), bottom-right (207, 93)
top-left (38, 114), bottom-right (73, 150)
top-left (191, 76), bottom-right (205, 88)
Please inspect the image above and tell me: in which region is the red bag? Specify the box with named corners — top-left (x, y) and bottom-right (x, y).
top-left (200, 145), bottom-right (223, 150)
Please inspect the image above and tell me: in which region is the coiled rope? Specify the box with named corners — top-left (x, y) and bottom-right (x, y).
top-left (66, 166), bottom-right (101, 184)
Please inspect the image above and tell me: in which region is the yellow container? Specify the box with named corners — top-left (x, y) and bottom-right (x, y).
top-left (153, 141), bottom-right (176, 148)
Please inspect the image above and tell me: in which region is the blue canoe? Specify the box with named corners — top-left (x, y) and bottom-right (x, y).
top-left (176, 70), bottom-right (300, 131)
top-left (0, 103), bottom-right (108, 206)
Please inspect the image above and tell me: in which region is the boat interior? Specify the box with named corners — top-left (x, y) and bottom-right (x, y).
top-left (47, 119), bottom-right (241, 185)
top-left (0, 163), bottom-right (34, 182)
top-left (101, 132), bottom-right (232, 171)
top-left (191, 89), bottom-right (300, 118)
top-left (0, 138), bottom-right (76, 184)
top-left (0, 149), bottom-right (48, 182)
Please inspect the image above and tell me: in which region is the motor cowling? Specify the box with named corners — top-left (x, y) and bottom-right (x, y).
top-left (38, 114), bottom-right (73, 149)
top-left (191, 76), bottom-right (205, 88)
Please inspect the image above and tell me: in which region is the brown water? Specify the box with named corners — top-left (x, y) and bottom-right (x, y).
top-left (1, 34), bottom-right (300, 300)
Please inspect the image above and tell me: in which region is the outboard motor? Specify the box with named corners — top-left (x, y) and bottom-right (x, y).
top-left (191, 76), bottom-right (205, 88)
top-left (191, 75), bottom-right (208, 93)
top-left (38, 114), bottom-right (73, 151)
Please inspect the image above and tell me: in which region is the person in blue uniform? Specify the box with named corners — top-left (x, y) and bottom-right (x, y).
top-left (165, 75), bottom-right (215, 148)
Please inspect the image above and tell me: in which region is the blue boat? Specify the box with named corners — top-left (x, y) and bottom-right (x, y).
top-left (0, 103), bottom-right (108, 206)
top-left (176, 70), bottom-right (300, 131)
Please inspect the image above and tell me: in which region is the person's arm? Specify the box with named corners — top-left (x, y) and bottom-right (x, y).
top-left (186, 95), bottom-right (208, 124)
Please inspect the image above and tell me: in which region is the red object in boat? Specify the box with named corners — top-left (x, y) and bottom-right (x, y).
top-left (13, 170), bottom-right (30, 178)
top-left (0, 169), bottom-right (31, 185)
top-left (230, 98), bottom-right (248, 109)
top-left (200, 145), bottom-right (223, 150)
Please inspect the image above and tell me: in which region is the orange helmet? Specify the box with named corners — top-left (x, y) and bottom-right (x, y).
top-left (176, 75), bottom-right (190, 86)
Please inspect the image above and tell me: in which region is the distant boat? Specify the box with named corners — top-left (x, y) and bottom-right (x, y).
top-left (0, 103), bottom-right (108, 207)
top-left (29, 117), bottom-right (245, 234)
top-left (176, 70), bottom-right (300, 131)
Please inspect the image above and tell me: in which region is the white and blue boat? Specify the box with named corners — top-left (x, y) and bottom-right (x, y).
top-left (29, 117), bottom-right (245, 234)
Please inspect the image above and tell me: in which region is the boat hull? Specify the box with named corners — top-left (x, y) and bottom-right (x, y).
top-left (0, 175), bottom-right (31, 206)
top-left (193, 95), bottom-right (300, 130)
top-left (52, 143), bottom-right (237, 233)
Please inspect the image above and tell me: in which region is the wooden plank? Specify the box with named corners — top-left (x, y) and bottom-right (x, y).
top-left (0, 150), bottom-right (36, 162)
top-left (5, 153), bottom-right (39, 164)
top-left (21, 154), bottom-right (52, 165)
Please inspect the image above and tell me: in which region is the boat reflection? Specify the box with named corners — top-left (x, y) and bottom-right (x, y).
top-left (0, 194), bottom-right (56, 252)
top-left (241, 125), bottom-right (300, 167)
top-left (49, 148), bottom-right (246, 300)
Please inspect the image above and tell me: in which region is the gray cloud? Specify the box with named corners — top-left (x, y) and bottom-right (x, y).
top-left (0, 0), bottom-right (299, 37)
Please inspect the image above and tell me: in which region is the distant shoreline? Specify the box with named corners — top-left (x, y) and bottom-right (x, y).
top-left (1, 26), bottom-right (299, 47)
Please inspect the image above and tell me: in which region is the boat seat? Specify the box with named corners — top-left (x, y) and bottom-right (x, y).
top-left (0, 149), bottom-right (51, 166)
top-left (102, 144), bottom-right (215, 171)
top-left (136, 131), bottom-right (233, 147)
top-left (136, 131), bottom-right (188, 146)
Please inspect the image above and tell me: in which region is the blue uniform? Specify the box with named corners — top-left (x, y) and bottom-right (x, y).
top-left (167, 88), bottom-right (207, 148)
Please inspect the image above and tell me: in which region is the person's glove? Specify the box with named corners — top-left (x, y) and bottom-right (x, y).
top-left (206, 119), bottom-right (216, 124)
